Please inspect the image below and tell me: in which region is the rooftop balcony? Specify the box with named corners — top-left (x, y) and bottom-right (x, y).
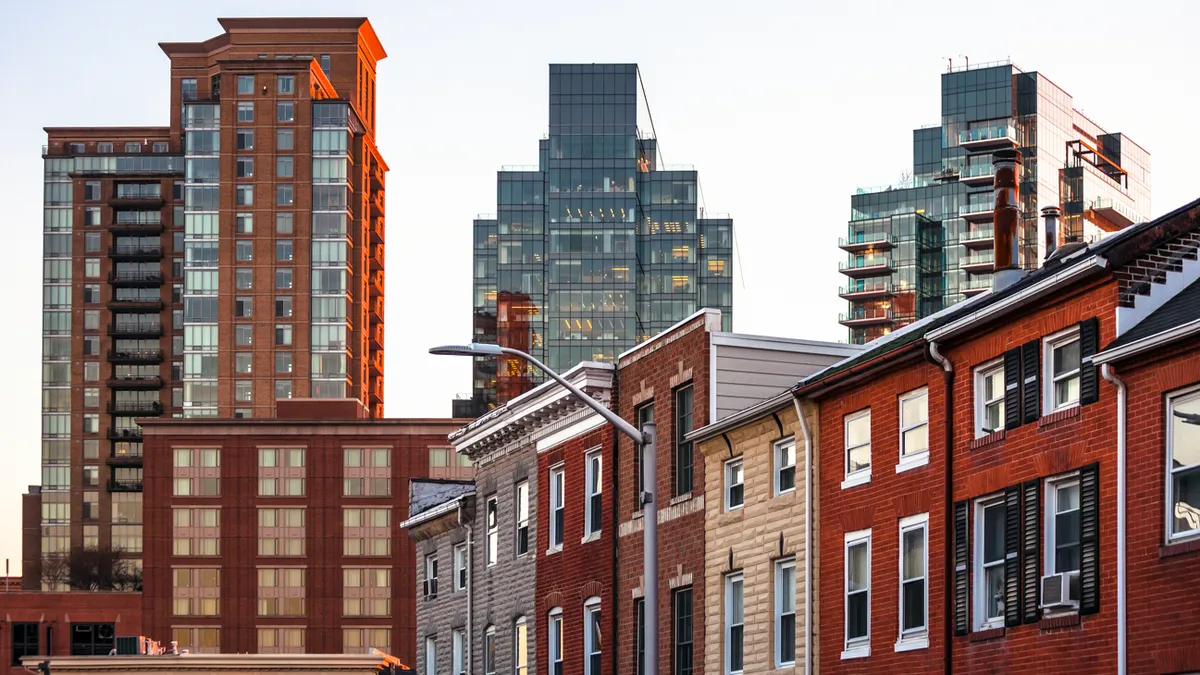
top-left (960, 227), bottom-right (996, 250)
top-left (108, 322), bottom-right (162, 338)
top-left (839, 281), bottom-right (895, 301)
top-left (960, 163), bottom-right (996, 187)
top-left (958, 123), bottom-right (1018, 152)
top-left (959, 203), bottom-right (994, 223)
top-left (961, 251), bottom-right (996, 274)
top-left (839, 255), bottom-right (893, 278)
top-left (108, 349), bottom-right (163, 364)
top-left (106, 375), bottom-right (163, 389)
top-left (839, 308), bottom-right (895, 327)
top-left (838, 232), bottom-right (893, 253)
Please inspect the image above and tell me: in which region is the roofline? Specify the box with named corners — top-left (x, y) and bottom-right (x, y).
top-left (44, 126), bottom-right (170, 134)
top-left (139, 417), bottom-right (469, 428)
top-left (617, 308), bottom-right (720, 362)
top-left (31, 653), bottom-right (402, 669)
top-left (710, 331), bottom-right (863, 357)
top-left (793, 340), bottom-right (928, 399)
top-left (1093, 318), bottom-right (1200, 366)
top-left (399, 492), bottom-right (473, 530)
top-left (688, 390), bottom-right (792, 443)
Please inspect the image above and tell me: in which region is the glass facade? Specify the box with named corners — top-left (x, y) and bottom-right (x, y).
top-left (840, 62), bottom-right (1151, 344)
top-left (183, 102), bottom-right (221, 415)
top-left (471, 64), bottom-right (733, 412)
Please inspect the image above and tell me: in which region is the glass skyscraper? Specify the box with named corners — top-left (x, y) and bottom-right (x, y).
top-left (468, 64), bottom-right (733, 414)
top-left (839, 60), bottom-right (1151, 344)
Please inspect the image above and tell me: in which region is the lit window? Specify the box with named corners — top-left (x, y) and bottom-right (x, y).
top-left (257, 567), bottom-right (305, 616)
top-left (843, 531), bottom-right (870, 657)
top-left (844, 409), bottom-right (871, 486)
top-left (342, 568), bottom-right (390, 617)
top-left (1169, 388), bottom-right (1200, 540)
top-left (974, 359), bottom-right (1005, 437)
top-left (172, 568), bottom-right (220, 617)
top-left (1044, 329), bottom-right (1081, 411)
top-left (585, 450), bottom-right (602, 537)
top-left (974, 497), bottom-right (1006, 630)
top-left (724, 458), bottom-right (743, 511)
top-left (514, 616), bottom-right (528, 675)
top-left (775, 438), bottom-right (796, 495)
top-left (899, 388), bottom-right (929, 466)
top-left (899, 513), bottom-right (929, 646)
top-left (725, 572), bottom-right (743, 675)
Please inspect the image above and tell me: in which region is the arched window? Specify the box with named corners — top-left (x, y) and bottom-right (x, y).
top-left (584, 597), bottom-right (602, 675)
top-left (514, 616), bottom-right (528, 675)
top-left (548, 608), bottom-right (563, 675)
top-left (483, 625), bottom-right (496, 675)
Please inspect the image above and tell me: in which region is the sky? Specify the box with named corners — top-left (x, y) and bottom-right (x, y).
top-left (0, 0), bottom-right (1197, 572)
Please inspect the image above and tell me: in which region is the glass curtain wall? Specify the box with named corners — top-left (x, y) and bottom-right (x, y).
top-left (182, 101), bottom-right (221, 416)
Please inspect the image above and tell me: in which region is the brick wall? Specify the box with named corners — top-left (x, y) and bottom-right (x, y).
top-left (0, 591), bottom-right (142, 675)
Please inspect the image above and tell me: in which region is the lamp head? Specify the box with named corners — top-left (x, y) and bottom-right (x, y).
top-left (429, 343), bottom-right (505, 357)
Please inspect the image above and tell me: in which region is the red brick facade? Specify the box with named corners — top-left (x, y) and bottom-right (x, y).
top-left (616, 312), bottom-right (714, 675)
top-left (536, 424), bottom-right (616, 675)
top-left (0, 592), bottom-right (142, 675)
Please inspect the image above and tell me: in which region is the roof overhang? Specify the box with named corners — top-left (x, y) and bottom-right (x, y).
top-left (688, 390), bottom-right (792, 443)
top-left (1093, 317), bottom-right (1200, 366)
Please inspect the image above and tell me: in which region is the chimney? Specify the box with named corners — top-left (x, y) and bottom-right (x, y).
top-left (1041, 205), bottom-right (1061, 263)
top-left (991, 149), bottom-right (1023, 291)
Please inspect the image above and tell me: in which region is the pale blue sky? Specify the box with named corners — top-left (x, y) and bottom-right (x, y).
top-left (0, 0), bottom-right (1196, 570)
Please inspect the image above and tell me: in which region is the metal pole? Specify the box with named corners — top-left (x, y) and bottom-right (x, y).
top-left (641, 422), bottom-right (658, 675)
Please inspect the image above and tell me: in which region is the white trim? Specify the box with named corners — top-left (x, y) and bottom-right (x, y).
top-left (548, 464), bottom-right (565, 551)
top-left (483, 625), bottom-right (496, 675)
top-left (583, 597), bottom-right (601, 675)
top-left (1116, 249), bottom-right (1200, 336)
top-left (843, 529), bottom-right (871, 655)
top-left (774, 437), bottom-right (798, 496)
top-left (710, 331), bottom-right (864, 357)
top-left (895, 453), bottom-right (929, 474)
top-left (841, 470), bottom-right (872, 490)
top-left (1044, 326), bottom-right (1082, 413)
top-left (485, 495), bottom-right (499, 567)
top-left (973, 358), bottom-right (1005, 438)
top-left (844, 409), bottom-right (872, 485)
top-left (710, 333), bottom-right (719, 423)
top-left (725, 571), bottom-right (744, 675)
top-left (547, 607), bottom-right (563, 675)
top-left (898, 388), bottom-right (929, 462)
top-left (514, 480), bottom-right (530, 558)
top-left (724, 457), bottom-right (744, 512)
top-left (513, 616), bottom-right (528, 675)
top-left (973, 495), bottom-right (1006, 631)
top-left (897, 513), bottom-right (929, 648)
top-left (537, 413), bottom-right (606, 453)
top-left (775, 556), bottom-right (798, 668)
top-left (451, 628), bottom-right (466, 675)
top-left (584, 448), bottom-right (602, 537)
top-left (453, 542), bottom-right (468, 592)
top-left (1167, 385), bottom-right (1200, 542)
top-left (1096, 318), bottom-right (1200, 366)
top-left (1045, 475), bottom-right (1082, 612)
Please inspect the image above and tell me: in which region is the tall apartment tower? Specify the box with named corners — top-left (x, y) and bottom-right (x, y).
top-left (32, 18), bottom-right (388, 590)
top-left (467, 64), bottom-right (734, 415)
top-left (838, 60), bottom-right (1151, 344)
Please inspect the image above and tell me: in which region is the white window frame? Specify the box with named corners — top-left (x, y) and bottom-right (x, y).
top-left (974, 358), bottom-right (1005, 438)
top-left (1167, 386), bottom-right (1200, 541)
top-left (842, 409), bottom-right (872, 489)
top-left (774, 437), bottom-right (797, 496)
top-left (842, 530), bottom-right (870, 659)
top-left (775, 557), bottom-right (797, 667)
top-left (485, 495), bottom-right (498, 567)
top-left (483, 625), bottom-right (496, 675)
top-left (724, 457), bottom-right (744, 511)
top-left (896, 513), bottom-right (929, 651)
top-left (515, 481), bottom-right (530, 557)
top-left (451, 628), bottom-right (466, 675)
top-left (424, 554), bottom-right (438, 599)
top-left (1044, 473), bottom-right (1081, 612)
top-left (725, 572), bottom-right (744, 675)
top-left (584, 597), bottom-right (601, 675)
top-left (453, 542), bottom-right (468, 592)
top-left (897, 388), bottom-right (929, 472)
top-left (548, 607), bottom-right (563, 675)
top-left (973, 494), bottom-right (1006, 631)
top-left (1044, 327), bottom-right (1081, 413)
top-left (514, 616), bottom-right (528, 675)
top-left (424, 637), bottom-right (436, 675)
top-left (549, 464), bottom-right (565, 551)
top-left (584, 450), bottom-right (602, 540)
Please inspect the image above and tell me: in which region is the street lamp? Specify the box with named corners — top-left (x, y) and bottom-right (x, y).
top-left (431, 343), bottom-right (659, 675)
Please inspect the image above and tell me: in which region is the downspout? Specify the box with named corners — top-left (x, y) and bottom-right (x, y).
top-left (927, 342), bottom-right (954, 675)
top-left (791, 395), bottom-right (814, 675)
top-left (459, 500), bottom-right (473, 675)
top-left (1101, 364), bottom-right (1127, 675)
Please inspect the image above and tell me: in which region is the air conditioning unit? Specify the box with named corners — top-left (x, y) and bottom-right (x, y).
top-left (1040, 571), bottom-right (1080, 609)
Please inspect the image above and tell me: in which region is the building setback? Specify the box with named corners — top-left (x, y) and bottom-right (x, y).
top-left (138, 399), bottom-right (469, 663)
top-left (838, 60), bottom-right (1150, 345)
top-left (34, 17), bottom-right (389, 590)
top-left (800, 194), bottom-right (1200, 673)
top-left (467, 64), bottom-right (735, 416)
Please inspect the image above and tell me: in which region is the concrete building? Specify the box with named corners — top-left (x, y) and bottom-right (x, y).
top-left (34, 17), bottom-right (390, 590)
top-left (138, 399), bottom-right (469, 663)
top-left (690, 394), bottom-right (817, 675)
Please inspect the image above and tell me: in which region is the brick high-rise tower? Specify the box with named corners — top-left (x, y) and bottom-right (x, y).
top-left (31, 18), bottom-right (388, 590)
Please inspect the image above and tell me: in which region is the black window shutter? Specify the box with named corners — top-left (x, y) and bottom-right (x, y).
top-left (1003, 348), bottom-right (1022, 430)
top-left (1021, 479), bottom-right (1041, 623)
top-left (1079, 317), bottom-right (1101, 405)
top-left (954, 500), bottom-right (970, 636)
top-left (1021, 340), bottom-right (1040, 424)
top-left (1004, 485), bottom-right (1021, 628)
top-left (1079, 462), bottom-right (1101, 614)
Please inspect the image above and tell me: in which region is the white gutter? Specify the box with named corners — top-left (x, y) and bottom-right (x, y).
top-left (927, 256), bottom-right (1108, 341)
top-left (791, 395), bottom-right (814, 675)
top-left (1101, 365), bottom-right (1127, 675)
top-left (1093, 318), bottom-right (1200, 366)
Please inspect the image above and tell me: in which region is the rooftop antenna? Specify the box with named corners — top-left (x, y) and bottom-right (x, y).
top-left (959, 55), bottom-right (969, 70)
top-left (945, 57), bottom-right (953, 72)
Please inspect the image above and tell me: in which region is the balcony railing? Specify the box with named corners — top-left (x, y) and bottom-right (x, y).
top-left (110, 221), bottom-right (164, 233)
top-left (109, 323), bottom-right (163, 337)
top-left (108, 349), bottom-right (163, 363)
top-left (107, 427), bottom-right (143, 441)
top-left (106, 453), bottom-right (144, 467)
top-left (108, 298), bottom-right (164, 311)
top-left (107, 478), bottom-right (143, 493)
top-left (839, 256), bottom-right (893, 277)
top-left (1087, 198), bottom-right (1139, 229)
top-left (960, 163), bottom-right (996, 186)
top-left (962, 252), bottom-right (996, 272)
top-left (959, 203), bottom-right (994, 222)
top-left (109, 271), bottom-right (164, 284)
top-left (110, 245), bottom-right (163, 258)
top-left (957, 123), bottom-right (1018, 150)
top-left (838, 232), bottom-right (893, 252)
top-left (839, 308), bottom-right (895, 326)
top-left (107, 401), bottom-right (163, 415)
top-left (107, 375), bottom-right (164, 389)
top-left (960, 227), bottom-right (996, 249)
top-left (839, 281), bottom-right (894, 299)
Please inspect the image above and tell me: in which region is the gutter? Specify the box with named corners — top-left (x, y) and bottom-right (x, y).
top-left (794, 342), bottom-right (926, 400)
top-left (927, 342), bottom-right (954, 675)
top-left (791, 395), bottom-right (814, 675)
top-left (1101, 365), bottom-right (1127, 675)
top-left (1092, 317), bottom-right (1200, 366)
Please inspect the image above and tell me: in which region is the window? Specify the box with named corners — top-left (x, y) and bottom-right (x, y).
top-left (277, 101), bottom-right (295, 122)
top-left (844, 409), bottom-right (871, 487)
top-left (123, 141), bottom-right (141, 153)
top-left (899, 514), bottom-right (929, 646)
top-left (675, 385), bottom-right (694, 495)
top-left (343, 508), bottom-right (391, 556)
top-left (153, 141), bottom-right (168, 153)
top-left (236, 157), bottom-right (254, 178)
top-left (584, 599), bottom-right (601, 675)
top-left (277, 75), bottom-right (295, 94)
top-left (452, 628), bottom-right (466, 675)
top-left (320, 54), bottom-right (332, 75)
top-left (275, 325), bottom-right (292, 346)
top-left (725, 458), bottom-right (744, 511)
top-left (237, 75), bottom-right (254, 94)
top-left (276, 212), bottom-right (293, 233)
top-left (425, 638), bottom-right (436, 675)
top-left (276, 296), bottom-right (293, 318)
top-left (258, 507), bottom-right (305, 555)
top-left (1045, 328), bottom-right (1081, 412)
top-left (237, 101), bottom-right (254, 122)
top-left (975, 359), bottom-right (1005, 437)
top-left (85, 258), bottom-right (99, 278)
top-left (634, 599), bottom-right (646, 675)
top-left (277, 156), bottom-right (294, 178)
top-left (515, 616), bottom-right (528, 675)
top-left (257, 627), bottom-right (304, 654)
top-left (275, 380), bottom-right (292, 400)
top-left (277, 129), bottom-right (294, 151)
top-left (12, 622), bottom-right (38, 666)
top-left (1169, 388), bottom-right (1200, 540)
top-left (236, 268), bottom-right (253, 290)
top-left (549, 464), bottom-right (564, 550)
top-left (585, 450), bottom-right (602, 537)
top-left (1046, 478), bottom-right (1081, 600)
top-left (235, 297), bottom-right (253, 318)
top-left (635, 402), bottom-right (654, 502)
top-left (235, 213), bottom-right (253, 234)
top-left (725, 573), bottom-right (744, 675)
top-left (84, 181), bottom-right (100, 201)
top-left (481, 625), bottom-right (496, 675)
top-left (974, 497), bottom-right (1006, 629)
top-left (673, 587), bottom-right (693, 675)
top-left (899, 388), bottom-right (929, 467)
top-left (844, 531), bottom-right (870, 656)
top-left (515, 481), bottom-right (530, 556)
top-left (775, 438), bottom-right (796, 495)
top-left (98, 142), bottom-right (113, 154)
top-left (84, 361), bottom-right (99, 380)
top-left (345, 627), bottom-right (391, 656)
top-left (276, 352), bottom-right (293, 374)
top-left (276, 268), bottom-right (293, 289)
top-left (423, 554), bottom-right (438, 599)
top-left (237, 129), bottom-right (254, 150)
top-left (84, 207), bottom-right (100, 226)
top-left (453, 542), bottom-right (468, 591)
top-left (85, 233), bottom-right (100, 252)
top-left (486, 495), bottom-right (498, 566)
top-left (236, 184), bottom-right (253, 206)
top-left (548, 608), bottom-right (563, 675)
top-left (172, 568), bottom-right (220, 616)
top-left (342, 448), bottom-right (391, 496)
top-left (235, 325), bottom-right (253, 346)
top-left (342, 568), bottom-right (390, 617)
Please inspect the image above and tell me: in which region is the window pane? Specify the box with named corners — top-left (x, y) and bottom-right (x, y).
top-left (902, 527), bottom-right (925, 579)
top-left (983, 504), bottom-right (1005, 562)
top-left (846, 414), bottom-right (870, 446)
top-left (847, 543), bottom-right (868, 591)
top-left (1053, 339), bottom-right (1080, 376)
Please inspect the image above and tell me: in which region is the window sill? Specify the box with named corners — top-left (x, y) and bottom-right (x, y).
top-left (970, 429), bottom-right (1006, 449)
top-left (841, 645), bottom-right (870, 660)
top-left (841, 471), bottom-right (872, 490)
top-left (669, 492), bottom-right (693, 506)
top-left (774, 487), bottom-right (796, 498)
top-left (724, 504), bottom-right (744, 514)
top-left (631, 509), bottom-right (644, 520)
top-left (580, 532), bottom-right (601, 545)
top-left (1039, 405), bottom-right (1080, 429)
top-left (895, 452), bottom-right (929, 474)
top-left (544, 546), bottom-right (562, 557)
top-left (1039, 612), bottom-right (1080, 630)
top-left (968, 626), bottom-right (1005, 642)
top-left (895, 635), bottom-right (929, 652)
top-left (1160, 536), bottom-right (1200, 558)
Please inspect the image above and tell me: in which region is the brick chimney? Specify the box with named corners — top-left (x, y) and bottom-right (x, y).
top-left (992, 149), bottom-right (1023, 291)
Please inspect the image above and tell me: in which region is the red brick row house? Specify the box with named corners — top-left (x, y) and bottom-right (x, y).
top-left (795, 196), bottom-right (1200, 674)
